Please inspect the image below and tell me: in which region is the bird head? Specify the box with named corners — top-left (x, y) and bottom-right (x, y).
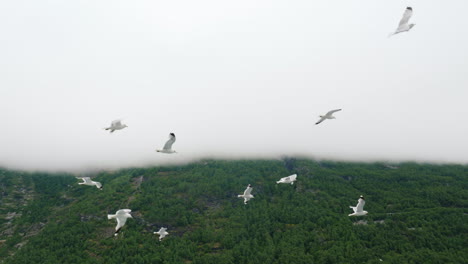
top-left (409, 24), bottom-right (415, 29)
top-left (360, 195), bottom-right (365, 200)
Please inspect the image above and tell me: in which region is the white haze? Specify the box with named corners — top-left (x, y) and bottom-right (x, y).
top-left (0, 0), bottom-right (467, 171)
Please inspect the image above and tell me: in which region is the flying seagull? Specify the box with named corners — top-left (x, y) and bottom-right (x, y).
top-left (104, 120), bottom-right (128, 133)
top-left (389, 7), bottom-right (415, 37)
top-left (154, 227), bottom-right (169, 241)
top-left (156, 133), bottom-right (177, 154)
top-left (349, 195), bottom-right (368, 216)
top-left (316, 109), bottom-right (342, 125)
top-left (276, 174), bottom-right (297, 185)
top-left (107, 209), bottom-right (132, 236)
top-left (238, 184), bottom-right (254, 204)
top-left (76, 177), bottom-right (102, 190)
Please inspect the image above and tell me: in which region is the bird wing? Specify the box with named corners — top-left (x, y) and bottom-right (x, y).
top-left (82, 177), bottom-right (92, 184)
top-left (117, 209), bottom-right (132, 214)
top-left (289, 174), bottom-right (297, 181)
top-left (116, 216), bottom-right (128, 230)
top-left (356, 198), bottom-right (365, 213)
top-left (243, 186), bottom-right (253, 196)
top-left (326, 109), bottom-right (342, 116)
top-left (315, 116), bottom-right (326, 125)
top-left (112, 120), bottom-right (122, 126)
top-left (163, 133), bottom-right (176, 150)
top-left (398, 7), bottom-right (413, 27)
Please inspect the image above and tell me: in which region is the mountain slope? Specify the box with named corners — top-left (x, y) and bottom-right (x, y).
top-left (1, 159), bottom-right (467, 263)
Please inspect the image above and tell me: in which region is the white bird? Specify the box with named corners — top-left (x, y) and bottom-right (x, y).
top-left (104, 120), bottom-right (128, 133)
top-left (238, 184), bottom-right (254, 204)
top-left (76, 177), bottom-right (102, 190)
top-left (154, 227), bottom-right (169, 241)
top-left (276, 174), bottom-right (297, 185)
top-left (156, 133), bottom-right (177, 153)
top-left (349, 195), bottom-right (368, 216)
top-left (389, 7), bottom-right (415, 37)
top-left (107, 209), bottom-right (132, 236)
top-left (316, 109), bottom-right (342, 125)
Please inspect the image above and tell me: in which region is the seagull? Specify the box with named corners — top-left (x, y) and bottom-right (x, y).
top-left (238, 184), bottom-right (254, 204)
top-left (156, 133), bottom-right (177, 154)
top-left (104, 120), bottom-right (128, 133)
top-left (154, 227), bottom-right (169, 241)
top-left (349, 195), bottom-right (368, 216)
top-left (315, 109), bottom-right (342, 125)
top-left (389, 7), bottom-right (415, 37)
top-left (276, 174), bottom-right (297, 185)
top-left (76, 177), bottom-right (102, 190)
top-left (107, 209), bottom-right (132, 236)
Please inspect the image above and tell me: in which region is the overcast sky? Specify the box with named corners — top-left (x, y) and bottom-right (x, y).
top-left (1, 0), bottom-right (467, 171)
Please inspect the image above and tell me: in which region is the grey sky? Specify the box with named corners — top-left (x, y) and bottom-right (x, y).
top-left (1, 0), bottom-right (467, 171)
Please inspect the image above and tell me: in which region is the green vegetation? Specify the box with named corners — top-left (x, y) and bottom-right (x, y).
top-left (1, 159), bottom-right (467, 263)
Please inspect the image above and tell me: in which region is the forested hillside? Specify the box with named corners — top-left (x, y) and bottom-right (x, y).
top-left (1, 159), bottom-right (467, 263)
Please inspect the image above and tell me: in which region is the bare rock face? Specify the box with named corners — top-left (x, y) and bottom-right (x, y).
top-left (353, 220), bottom-right (368, 226)
top-left (132, 176), bottom-right (144, 189)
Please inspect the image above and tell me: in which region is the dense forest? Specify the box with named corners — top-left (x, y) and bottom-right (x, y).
top-left (0, 159), bottom-right (467, 263)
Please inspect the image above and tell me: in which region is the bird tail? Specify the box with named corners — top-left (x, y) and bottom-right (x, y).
top-left (276, 181), bottom-right (280, 184)
top-left (238, 195), bottom-right (243, 198)
top-left (388, 32), bottom-right (395, 38)
top-left (107, 214), bottom-right (116, 220)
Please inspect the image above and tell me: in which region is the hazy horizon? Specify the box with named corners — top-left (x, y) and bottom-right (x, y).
top-left (1, 0), bottom-right (467, 172)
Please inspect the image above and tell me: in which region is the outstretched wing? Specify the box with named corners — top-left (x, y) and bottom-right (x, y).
top-left (243, 185), bottom-right (253, 196)
top-left (398, 7), bottom-right (413, 27)
top-left (111, 120), bottom-right (122, 126)
top-left (116, 216), bottom-right (128, 231)
top-left (288, 174), bottom-right (297, 181)
top-left (94, 181), bottom-right (102, 188)
top-left (163, 133), bottom-right (176, 150)
top-left (356, 198), bottom-right (365, 213)
top-left (82, 177), bottom-right (92, 184)
top-left (315, 116), bottom-right (326, 125)
top-left (117, 209), bottom-right (132, 214)
top-left (326, 109), bottom-right (342, 116)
